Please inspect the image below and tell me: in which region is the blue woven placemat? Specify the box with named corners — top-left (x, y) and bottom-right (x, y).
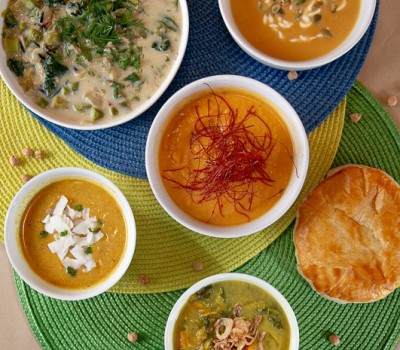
top-left (28, 0), bottom-right (379, 179)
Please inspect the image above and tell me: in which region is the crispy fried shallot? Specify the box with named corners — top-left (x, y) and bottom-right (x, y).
top-left (213, 305), bottom-right (266, 350)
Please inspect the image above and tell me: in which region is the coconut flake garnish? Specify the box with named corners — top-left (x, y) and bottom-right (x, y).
top-left (43, 196), bottom-right (103, 275)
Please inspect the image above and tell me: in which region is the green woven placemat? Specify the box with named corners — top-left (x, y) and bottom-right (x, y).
top-left (0, 78), bottom-right (344, 294)
top-left (15, 82), bottom-right (400, 349)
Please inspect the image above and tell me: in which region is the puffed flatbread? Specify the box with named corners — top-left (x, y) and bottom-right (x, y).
top-left (294, 164), bottom-right (400, 303)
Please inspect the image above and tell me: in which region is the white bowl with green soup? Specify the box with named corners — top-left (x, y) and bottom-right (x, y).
top-left (0, 0), bottom-right (189, 129)
top-left (165, 273), bottom-right (299, 350)
top-left (4, 167), bottom-right (136, 300)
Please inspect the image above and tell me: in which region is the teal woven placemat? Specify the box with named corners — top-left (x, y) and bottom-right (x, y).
top-left (15, 82), bottom-right (400, 349)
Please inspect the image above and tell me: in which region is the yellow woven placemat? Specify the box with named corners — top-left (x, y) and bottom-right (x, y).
top-left (0, 78), bottom-right (345, 293)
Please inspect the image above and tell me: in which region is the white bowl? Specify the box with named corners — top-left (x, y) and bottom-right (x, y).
top-left (145, 75), bottom-right (309, 238)
top-left (4, 167), bottom-right (136, 301)
top-left (0, 1), bottom-right (189, 130)
top-left (218, 0), bottom-right (376, 71)
top-left (164, 273), bottom-right (300, 350)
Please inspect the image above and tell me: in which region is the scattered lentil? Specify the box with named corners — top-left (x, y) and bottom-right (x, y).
top-left (127, 332), bottom-right (138, 343)
top-left (21, 174), bottom-right (33, 183)
top-left (192, 261), bottom-right (204, 271)
top-left (387, 95), bottom-right (398, 107)
top-left (349, 113), bottom-right (361, 123)
top-left (329, 334), bottom-right (341, 346)
top-left (138, 274), bottom-right (149, 285)
top-left (22, 147), bottom-right (34, 157)
top-left (288, 70), bottom-right (298, 81)
top-left (9, 155), bottom-right (21, 166)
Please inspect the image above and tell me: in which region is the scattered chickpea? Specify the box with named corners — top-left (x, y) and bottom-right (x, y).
top-left (21, 174), bottom-right (33, 183)
top-left (34, 149), bottom-right (44, 159)
top-left (329, 334), bottom-right (341, 346)
top-left (349, 113), bottom-right (361, 123)
top-left (192, 261), bottom-right (204, 271)
top-left (138, 274), bottom-right (149, 285)
top-left (387, 95), bottom-right (398, 107)
top-left (22, 147), bottom-right (34, 158)
top-left (9, 155), bottom-right (21, 166)
top-left (127, 332), bottom-right (138, 343)
top-left (287, 70), bottom-right (298, 81)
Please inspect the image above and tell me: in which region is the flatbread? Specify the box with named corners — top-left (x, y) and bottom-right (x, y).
top-left (294, 164), bottom-right (400, 303)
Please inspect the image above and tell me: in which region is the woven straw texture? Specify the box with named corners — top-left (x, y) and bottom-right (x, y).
top-left (29, 0), bottom-right (379, 179)
top-left (0, 77), bottom-right (344, 293)
top-left (13, 81), bottom-right (400, 350)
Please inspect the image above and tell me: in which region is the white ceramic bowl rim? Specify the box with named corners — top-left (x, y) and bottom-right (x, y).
top-left (0, 0), bottom-right (189, 130)
top-left (146, 74), bottom-right (309, 238)
top-left (164, 273), bottom-right (300, 350)
top-left (218, 0), bottom-right (377, 71)
top-left (4, 167), bottom-right (136, 301)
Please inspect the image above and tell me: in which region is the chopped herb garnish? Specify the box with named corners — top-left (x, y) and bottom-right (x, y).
top-left (60, 230), bottom-right (68, 237)
top-left (74, 204), bottom-right (83, 211)
top-left (7, 59), bottom-right (24, 77)
top-left (84, 246), bottom-right (93, 254)
top-left (66, 266), bottom-right (77, 276)
top-left (39, 230), bottom-right (49, 238)
top-left (124, 72), bottom-right (140, 84)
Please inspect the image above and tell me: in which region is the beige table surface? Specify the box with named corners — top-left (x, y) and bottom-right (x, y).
top-left (1, 2), bottom-right (399, 349)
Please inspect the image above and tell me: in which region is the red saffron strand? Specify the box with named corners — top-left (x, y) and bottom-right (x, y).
top-left (162, 91), bottom-right (283, 221)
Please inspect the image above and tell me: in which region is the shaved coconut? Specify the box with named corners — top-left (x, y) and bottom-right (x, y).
top-left (73, 217), bottom-right (97, 235)
top-left (53, 195), bottom-right (68, 216)
top-left (62, 257), bottom-right (83, 270)
top-left (49, 216), bottom-right (70, 233)
top-left (44, 221), bottom-right (55, 234)
top-left (42, 195), bottom-right (104, 275)
top-left (41, 214), bottom-right (51, 224)
top-left (83, 258), bottom-right (96, 272)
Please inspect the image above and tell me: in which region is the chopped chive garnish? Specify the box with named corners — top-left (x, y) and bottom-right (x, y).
top-left (74, 204), bottom-right (83, 211)
top-left (84, 246), bottom-right (93, 254)
top-left (60, 230), bottom-right (68, 237)
top-left (39, 230), bottom-right (49, 238)
top-left (67, 266), bottom-right (77, 277)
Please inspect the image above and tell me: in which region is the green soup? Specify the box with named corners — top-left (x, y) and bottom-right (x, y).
top-left (174, 281), bottom-right (291, 350)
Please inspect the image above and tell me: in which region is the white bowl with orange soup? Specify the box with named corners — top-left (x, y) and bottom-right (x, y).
top-left (219, 0), bottom-right (376, 70)
top-left (145, 75), bottom-right (309, 238)
top-left (4, 167), bottom-right (136, 300)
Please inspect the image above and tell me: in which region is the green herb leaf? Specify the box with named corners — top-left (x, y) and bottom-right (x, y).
top-left (39, 230), bottom-right (49, 238)
top-left (123, 72), bottom-right (140, 84)
top-left (7, 59), bottom-right (24, 77)
top-left (60, 230), bottom-right (68, 237)
top-left (74, 204), bottom-right (83, 211)
top-left (41, 78), bottom-right (60, 98)
top-left (84, 246), bottom-right (93, 254)
top-left (42, 56), bottom-right (68, 79)
top-left (66, 266), bottom-right (77, 276)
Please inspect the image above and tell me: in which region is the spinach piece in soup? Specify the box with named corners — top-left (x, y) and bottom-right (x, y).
top-left (41, 78), bottom-right (59, 97)
top-left (4, 9), bottom-right (17, 28)
top-left (7, 59), bottom-right (24, 77)
top-left (42, 56), bottom-right (68, 79)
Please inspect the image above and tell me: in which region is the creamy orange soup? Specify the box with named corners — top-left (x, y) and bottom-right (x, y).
top-left (231, 0), bottom-right (361, 61)
top-left (159, 88), bottom-right (294, 225)
top-left (20, 179), bottom-right (126, 289)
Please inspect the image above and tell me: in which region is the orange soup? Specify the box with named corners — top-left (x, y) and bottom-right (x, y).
top-left (20, 179), bottom-right (126, 289)
top-left (231, 0), bottom-right (361, 61)
top-left (159, 88), bottom-right (294, 225)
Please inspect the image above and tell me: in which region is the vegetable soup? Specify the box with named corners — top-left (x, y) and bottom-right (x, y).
top-left (159, 87), bottom-right (294, 225)
top-left (2, 0), bottom-right (182, 124)
top-left (19, 179), bottom-right (126, 289)
top-left (230, 0), bottom-right (361, 61)
top-left (174, 281), bottom-right (291, 350)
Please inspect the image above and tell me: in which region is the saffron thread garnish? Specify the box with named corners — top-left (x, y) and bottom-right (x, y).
top-left (162, 90), bottom-right (292, 221)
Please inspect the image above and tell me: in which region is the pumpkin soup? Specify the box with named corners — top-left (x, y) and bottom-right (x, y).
top-left (230, 0), bottom-right (361, 61)
top-left (159, 87), bottom-right (294, 225)
top-left (19, 179), bottom-right (126, 289)
top-left (174, 281), bottom-right (291, 350)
